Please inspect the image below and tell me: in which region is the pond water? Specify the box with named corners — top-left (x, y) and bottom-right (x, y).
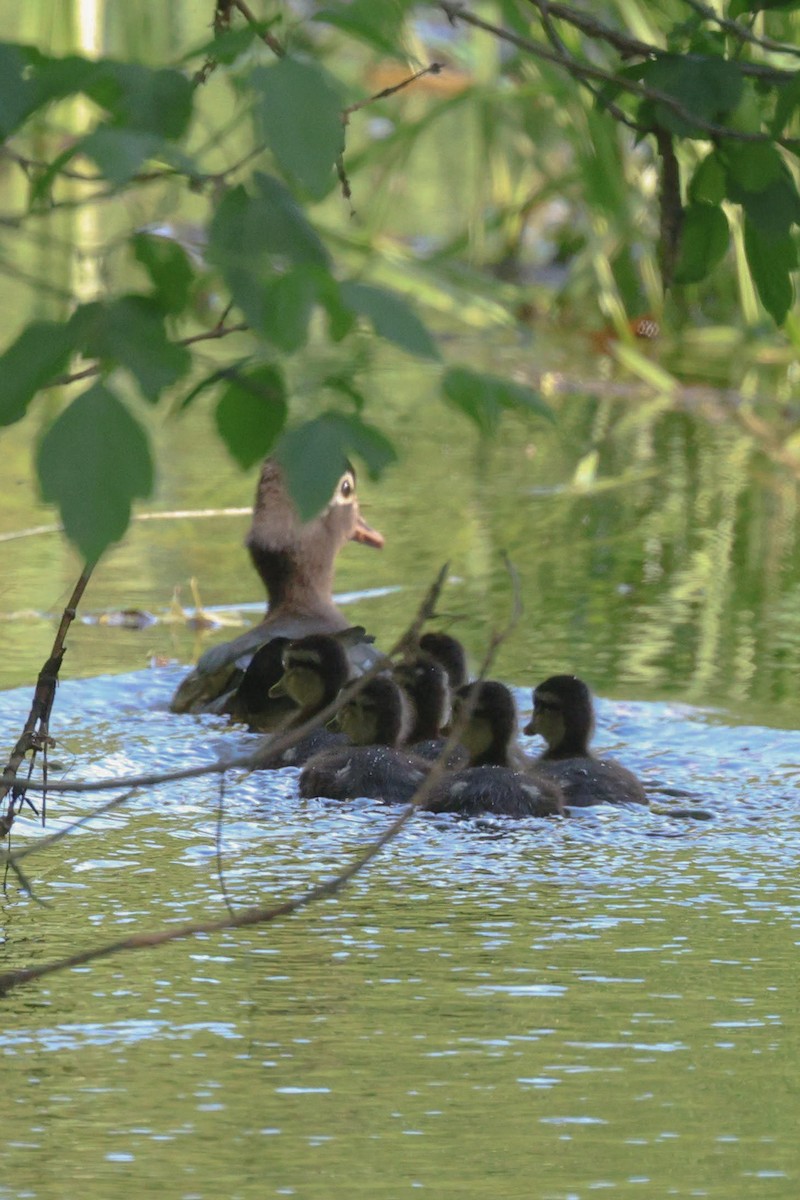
top-left (2, 366), bottom-right (800, 1200)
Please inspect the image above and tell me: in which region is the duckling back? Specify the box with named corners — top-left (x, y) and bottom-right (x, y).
top-left (424, 679), bottom-right (565, 818)
top-left (426, 765), bottom-right (563, 818)
top-left (534, 756), bottom-right (645, 807)
top-left (299, 675), bottom-right (431, 804)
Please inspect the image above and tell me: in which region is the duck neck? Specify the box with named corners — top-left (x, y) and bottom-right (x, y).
top-left (249, 523), bottom-right (338, 618)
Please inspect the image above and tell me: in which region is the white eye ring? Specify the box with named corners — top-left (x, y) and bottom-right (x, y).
top-left (335, 471), bottom-right (356, 503)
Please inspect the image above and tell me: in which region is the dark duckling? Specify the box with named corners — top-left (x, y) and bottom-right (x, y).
top-left (255, 633), bottom-right (351, 767)
top-left (418, 631), bottom-right (469, 690)
top-left (299, 676), bottom-right (430, 804)
top-left (225, 635), bottom-right (292, 728)
top-left (524, 674), bottom-right (647, 807)
top-left (170, 459), bottom-right (384, 715)
top-left (425, 680), bottom-right (564, 818)
top-left (393, 652), bottom-right (468, 767)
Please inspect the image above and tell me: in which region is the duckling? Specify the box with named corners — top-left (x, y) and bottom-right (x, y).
top-left (425, 680), bottom-right (564, 818)
top-left (299, 676), bottom-right (430, 804)
top-left (392, 652), bottom-right (468, 766)
top-left (524, 674), bottom-right (646, 807)
top-left (255, 633), bottom-right (351, 767)
top-left (170, 459), bottom-right (384, 714)
top-left (418, 631), bottom-right (469, 690)
top-left (226, 635), bottom-right (292, 728)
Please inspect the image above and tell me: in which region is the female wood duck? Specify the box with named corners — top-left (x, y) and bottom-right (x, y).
top-left (299, 675), bottom-right (430, 804)
top-left (524, 674), bottom-right (647, 807)
top-left (170, 458), bottom-right (383, 714)
top-left (425, 680), bottom-right (564, 818)
top-left (254, 633), bottom-right (352, 766)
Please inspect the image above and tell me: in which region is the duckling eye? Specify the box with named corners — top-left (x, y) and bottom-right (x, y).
top-left (338, 473), bottom-right (355, 501)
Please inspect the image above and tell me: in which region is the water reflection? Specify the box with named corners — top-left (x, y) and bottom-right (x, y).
top-left (1, 657), bottom-right (800, 1196)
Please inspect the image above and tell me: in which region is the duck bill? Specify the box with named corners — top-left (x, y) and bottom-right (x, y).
top-left (351, 514), bottom-right (384, 549)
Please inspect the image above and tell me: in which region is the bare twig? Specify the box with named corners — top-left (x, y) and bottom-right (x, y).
top-left (0, 565), bottom-right (94, 840)
top-left (343, 63), bottom-right (447, 119)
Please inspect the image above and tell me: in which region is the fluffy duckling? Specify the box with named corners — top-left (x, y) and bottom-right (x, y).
top-left (524, 674), bottom-right (646, 807)
top-left (393, 652), bottom-right (468, 766)
top-left (299, 676), bottom-right (430, 804)
top-left (255, 633), bottom-right (351, 767)
top-left (418, 631), bottom-right (469, 690)
top-left (225, 636), bottom-right (292, 728)
top-left (170, 459), bottom-right (383, 714)
top-left (425, 680), bottom-right (564, 818)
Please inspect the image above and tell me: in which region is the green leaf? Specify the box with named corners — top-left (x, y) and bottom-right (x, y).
top-left (317, 275), bottom-right (356, 342)
top-left (132, 233), bottom-right (195, 314)
top-left (722, 141), bottom-right (785, 193)
top-left (674, 203), bottom-right (730, 284)
top-left (184, 24), bottom-right (275, 64)
top-left (314, 0), bottom-right (411, 58)
top-left (78, 127), bottom-right (163, 184)
top-left (208, 176), bottom-right (330, 302)
top-left (771, 73), bottom-right (800, 136)
top-left (743, 219), bottom-right (796, 325)
top-left (732, 0), bottom-right (800, 12)
top-left (36, 383), bottom-right (153, 563)
top-left (72, 296), bottom-right (191, 401)
top-left (688, 153), bottom-right (726, 205)
top-left (215, 365), bottom-right (288, 468)
top-left (442, 368), bottom-right (553, 436)
top-left (339, 282), bottom-right (440, 359)
top-left (261, 268), bottom-right (319, 352)
top-left (276, 412), bottom-right (396, 518)
top-left (83, 61), bottom-right (193, 138)
top-left (725, 165), bottom-right (800, 237)
top-left (254, 57), bottom-right (344, 199)
top-left (637, 55), bottom-right (743, 137)
top-left (0, 43), bottom-right (38, 137)
top-left (0, 320), bottom-right (75, 427)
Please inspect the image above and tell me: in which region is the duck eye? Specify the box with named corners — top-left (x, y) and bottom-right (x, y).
top-left (339, 473), bottom-right (354, 500)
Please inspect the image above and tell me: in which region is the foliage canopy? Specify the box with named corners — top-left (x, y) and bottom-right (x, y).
top-left (0, 0), bottom-right (798, 561)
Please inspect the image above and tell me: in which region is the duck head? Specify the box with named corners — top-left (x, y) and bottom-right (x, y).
top-left (452, 679), bottom-right (518, 768)
top-left (334, 675), bottom-right (410, 747)
top-left (524, 674), bottom-right (595, 759)
top-left (246, 460), bottom-right (383, 618)
top-left (269, 633), bottom-right (350, 719)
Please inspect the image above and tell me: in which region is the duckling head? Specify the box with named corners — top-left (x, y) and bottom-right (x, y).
top-left (246, 460), bottom-right (383, 613)
top-left (524, 674), bottom-right (594, 759)
top-left (453, 679), bottom-right (518, 767)
top-left (393, 653), bottom-right (450, 742)
top-left (418, 631), bottom-right (468, 690)
top-left (269, 633), bottom-right (350, 717)
top-left (335, 676), bottom-right (410, 747)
